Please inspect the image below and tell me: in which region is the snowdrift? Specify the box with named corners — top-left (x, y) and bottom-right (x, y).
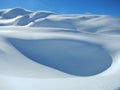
top-left (0, 8), bottom-right (120, 90)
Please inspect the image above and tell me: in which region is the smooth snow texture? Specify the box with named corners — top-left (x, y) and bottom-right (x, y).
top-left (8, 38), bottom-right (112, 76)
top-left (0, 8), bottom-right (120, 90)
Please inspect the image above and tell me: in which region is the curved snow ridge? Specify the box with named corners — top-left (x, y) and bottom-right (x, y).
top-left (7, 38), bottom-right (112, 76)
top-left (14, 11), bottom-right (56, 26)
top-left (1, 8), bottom-right (33, 19)
top-left (0, 8), bottom-right (120, 34)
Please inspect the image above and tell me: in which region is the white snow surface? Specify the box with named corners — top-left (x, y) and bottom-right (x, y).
top-left (0, 8), bottom-right (120, 90)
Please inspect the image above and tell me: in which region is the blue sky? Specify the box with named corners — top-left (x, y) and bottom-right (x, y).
top-left (0, 0), bottom-right (120, 17)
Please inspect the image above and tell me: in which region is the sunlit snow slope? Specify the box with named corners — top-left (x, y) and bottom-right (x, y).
top-left (0, 8), bottom-right (120, 90)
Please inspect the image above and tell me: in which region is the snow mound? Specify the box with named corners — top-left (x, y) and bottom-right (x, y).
top-left (0, 8), bottom-right (120, 90)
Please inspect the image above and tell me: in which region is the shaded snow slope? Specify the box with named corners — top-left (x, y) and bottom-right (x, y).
top-left (0, 8), bottom-right (120, 90)
top-left (8, 38), bottom-right (112, 76)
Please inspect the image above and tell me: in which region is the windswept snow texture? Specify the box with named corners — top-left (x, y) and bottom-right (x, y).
top-left (0, 8), bottom-right (120, 34)
top-left (0, 8), bottom-right (120, 90)
top-left (8, 38), bottom-right (112, 76)
top-left (1, 8), bottom-right (33, 19)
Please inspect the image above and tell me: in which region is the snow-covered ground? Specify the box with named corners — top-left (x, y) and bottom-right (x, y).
top-left (0, 8), bottom-right (120, 90)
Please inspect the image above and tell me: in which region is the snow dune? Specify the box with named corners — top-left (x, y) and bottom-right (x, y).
top-left (0, 8), bottom-right (120, 90)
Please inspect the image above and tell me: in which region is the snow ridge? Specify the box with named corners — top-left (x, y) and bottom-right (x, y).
top-left (0, 8), bottom-right (120, 34)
